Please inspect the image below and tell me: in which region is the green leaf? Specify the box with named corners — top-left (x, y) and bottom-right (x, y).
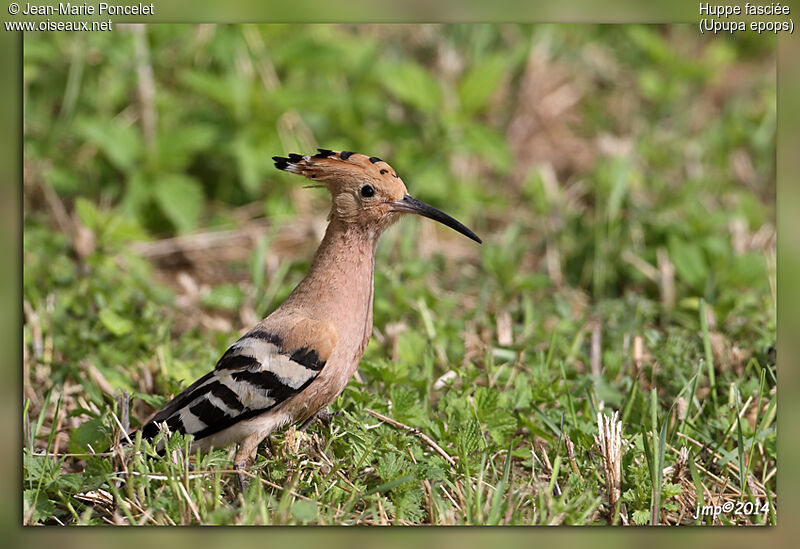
top-left (75, 118), bottom-right (142, 172)
top-left (395, 331), bottom-right (426, 365)
top-left (474, 387), bottom-right (499, 418)
top-left (75, 197), bottom-right (102, 231)
top-left (57, 473), bottom-right (84, 492)
top-left (179, 70), bottom-right (239, 112)
top-left (457, 418), bottom-right (484, 457)
top-left (381, 61), bottom-right (442, 113)
top-left (725, 253), bottom-right (767, 288)
top-left (375, 453), bottom-right (405, 481)
top-left (461, 123), bottom-right (512, 174)
top-left (201, 284), bottom-right (244, 311)
top-left (158, 123), bottom-right (218, 172)
top-left (136, 392), bottom-right (166, 409)
top-left (485, 412), bottom-right (517, 446)
top-left (632, 509), bottom-right (651, 525)
top-left (119, 171), bottom-right (152, 221)
top-left (24, 489), bottom-right (56, 524)
top-left (68, 417), bottom-right (110, 453)
top-left (662, 482), bottom-right (683, 499)
top-left (668, 236), bottom-right (708, 288)
top-left (458, 54), bottom-right (507, 113)
top-left (152, 174), bottom-right (205, 233)
top-left (46, 167), bottom-right (81, 195)
top-left (98, 309), bottom-right (133, 336)
top-left (23, 454), bottom-right (46, 480)
top-left (232, 136), bottom-right (267, 195)
top-left (389, 386), bottom-right (417, 415)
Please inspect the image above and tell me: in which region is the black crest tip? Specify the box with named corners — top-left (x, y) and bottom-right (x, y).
top-left (368, 156), bottom-right (382, 164)
top-left (272, 156), bottom-right (290, 170)
top-left (314, 148), bottom-right (335, 158)
top-left (287, 153), bottom-right (304, 163)
top-left (340, 150), bottom-right (354, 160)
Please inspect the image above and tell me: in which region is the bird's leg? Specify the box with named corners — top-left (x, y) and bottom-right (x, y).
top-left (299, 409), bottom-right (343, 432)
top-left (234, 461), bottom-right (249, 493)
top-left (233, 433), bottom-right (263, 492)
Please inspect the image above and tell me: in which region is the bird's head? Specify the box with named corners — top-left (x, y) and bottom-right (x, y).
top-left (273, 149), bottom-right (481, 243)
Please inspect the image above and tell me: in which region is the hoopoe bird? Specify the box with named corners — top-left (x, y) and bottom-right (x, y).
top-left (140, 149), bottom-right (481, 485)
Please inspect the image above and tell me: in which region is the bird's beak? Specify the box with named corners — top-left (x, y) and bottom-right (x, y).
top-left (391, 194), bottom-right (482, 244)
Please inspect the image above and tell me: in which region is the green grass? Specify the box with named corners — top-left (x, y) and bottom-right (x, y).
top-left (23, 24), bottom-right (776, 525)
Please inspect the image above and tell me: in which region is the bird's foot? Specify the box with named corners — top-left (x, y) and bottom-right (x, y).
top-left (299, 409), bottom-right (343, 432)
top-left (235, 460), bottom-right (249, 492)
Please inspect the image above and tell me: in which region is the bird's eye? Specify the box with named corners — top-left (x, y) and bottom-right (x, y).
top-left (360, 185), bottom-right (375, 198)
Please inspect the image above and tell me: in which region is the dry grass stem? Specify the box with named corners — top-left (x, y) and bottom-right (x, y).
top-left (594, 411), bottom-right (624, 525)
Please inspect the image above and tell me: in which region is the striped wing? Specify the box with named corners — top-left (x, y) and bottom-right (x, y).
top-left (142, 322), bottom-right (333, 443)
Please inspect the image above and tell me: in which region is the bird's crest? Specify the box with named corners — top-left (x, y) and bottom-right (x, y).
top-left (272, 149), bottom-right (410, 226)
top-left (272, 148), bottom-right (481, 243)
top-left (273, 149), bottom-right (402, 188)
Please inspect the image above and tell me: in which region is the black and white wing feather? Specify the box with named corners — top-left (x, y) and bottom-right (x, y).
top-left (141, 322), bottom-right (332, 443)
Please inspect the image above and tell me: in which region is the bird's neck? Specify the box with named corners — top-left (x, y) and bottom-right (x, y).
top-left (281, 219), bottom-right (378, 335)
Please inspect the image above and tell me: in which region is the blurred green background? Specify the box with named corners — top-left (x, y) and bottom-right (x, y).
top-left (22, 24), bottom-right (776, 526)
top-left (23, 24), bottom-right (776, 299)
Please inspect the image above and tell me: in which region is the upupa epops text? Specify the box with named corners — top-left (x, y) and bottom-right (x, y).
top-left (140, 149), bottom-right (481, 483)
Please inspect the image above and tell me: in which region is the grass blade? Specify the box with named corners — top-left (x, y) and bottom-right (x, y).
top-left (734, 387), bottom-right (746, 498)
top-left (699, 298), bottom-right (718, 408)
top-left (688, 452), bottom-right (705, 524)
top-left (559, 360), bottom-right (578, 428)
top-left (487, 441), bottom-right (513, 525)
top-left (365, 474), bottom-right (415, 496)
